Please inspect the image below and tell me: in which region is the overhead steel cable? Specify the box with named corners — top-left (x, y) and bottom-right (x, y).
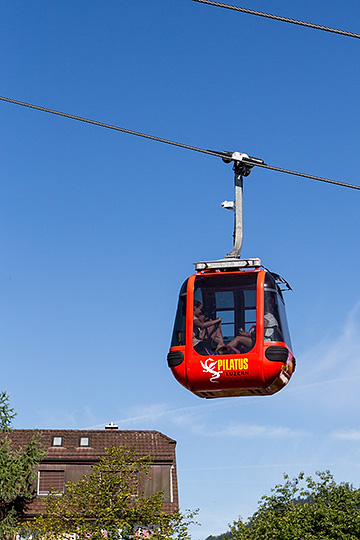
top-left (1, 95), bottom-right (359, 191)
top-left (247, 161), bottom-right (360, 190)
top-left (191, 0), bottom-right (360, 40)
top-left (0, 96), bottom-right (222, 159)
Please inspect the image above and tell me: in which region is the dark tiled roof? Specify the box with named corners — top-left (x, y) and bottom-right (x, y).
top-left (2, 429), bottom-right (176, 462)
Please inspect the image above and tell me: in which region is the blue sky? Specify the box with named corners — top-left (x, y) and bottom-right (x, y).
top-left (1, 1), bottom-right (360, 537)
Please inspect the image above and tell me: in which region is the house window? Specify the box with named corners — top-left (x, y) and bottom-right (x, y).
top-left (79, 436), bottom-right (90, 447)
top-left (38, 470), bottom-right (65, 495)
top-left (142, 465), bottom-right (173, 503)
top-left (51, 436), bottom-right (63, 447)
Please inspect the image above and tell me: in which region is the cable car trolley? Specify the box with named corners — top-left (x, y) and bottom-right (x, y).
top-left (168, 152), bottom-right (295, 398)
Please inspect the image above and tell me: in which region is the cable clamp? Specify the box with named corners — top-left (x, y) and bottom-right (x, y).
top-left (221, 150), bottom-right (264, 176)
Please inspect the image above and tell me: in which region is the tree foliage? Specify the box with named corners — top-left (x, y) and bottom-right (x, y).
top-left (0, 391), bottom-right (45, 539)
top-left (0, 390), bottom-right (16, 432)
top-left (24, 445), bottom-right (197, 540)
top-left (230, 471), bottom-right (360, 540)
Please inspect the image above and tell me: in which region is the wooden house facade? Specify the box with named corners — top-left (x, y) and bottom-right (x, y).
top-left (3, 426), bottom-right (178, 523)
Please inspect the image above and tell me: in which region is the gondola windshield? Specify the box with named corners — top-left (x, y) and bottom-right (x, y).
top-left (193, 273), bottom-right (257, 355)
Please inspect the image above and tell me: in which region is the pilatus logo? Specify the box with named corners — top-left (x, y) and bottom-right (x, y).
top-left (200, 357), bottom-right (223, 383)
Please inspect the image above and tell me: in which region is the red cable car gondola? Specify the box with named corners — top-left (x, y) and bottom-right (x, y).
top-left (168, 263), bottom-right (295, 398)
top-left (167, 152), bottom-right (295, 398)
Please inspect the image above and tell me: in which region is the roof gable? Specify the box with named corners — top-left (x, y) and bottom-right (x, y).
top-left (1, 429), bottom-right (176, 461)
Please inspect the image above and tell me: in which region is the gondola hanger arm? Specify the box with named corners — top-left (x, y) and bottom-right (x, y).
top-left (219, 151), bottom-right (264, 259)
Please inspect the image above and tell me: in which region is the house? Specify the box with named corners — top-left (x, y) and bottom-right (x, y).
top-left (4, 423), bottom-right (178, 521)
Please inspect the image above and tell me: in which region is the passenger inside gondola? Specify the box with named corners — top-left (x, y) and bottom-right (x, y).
top-left (193, 301), bottom-right (254, 355)
top-left (195, 303), bottom-right (224, 349)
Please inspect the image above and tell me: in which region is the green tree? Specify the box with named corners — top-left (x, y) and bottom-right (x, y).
top-left (24, 445), bottom-right (197, 540)
top-left (0, 390), bottom-right (45, 539)
top-left (230, 471), bottom-right (360, 540)
top-left (0, 390), bottom-right (16, 432)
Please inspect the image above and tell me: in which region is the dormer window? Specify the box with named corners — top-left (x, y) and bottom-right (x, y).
top-left (79, 436), bottom-right (90, 447)
top-left (52, 436), bottom-right (63, 447)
